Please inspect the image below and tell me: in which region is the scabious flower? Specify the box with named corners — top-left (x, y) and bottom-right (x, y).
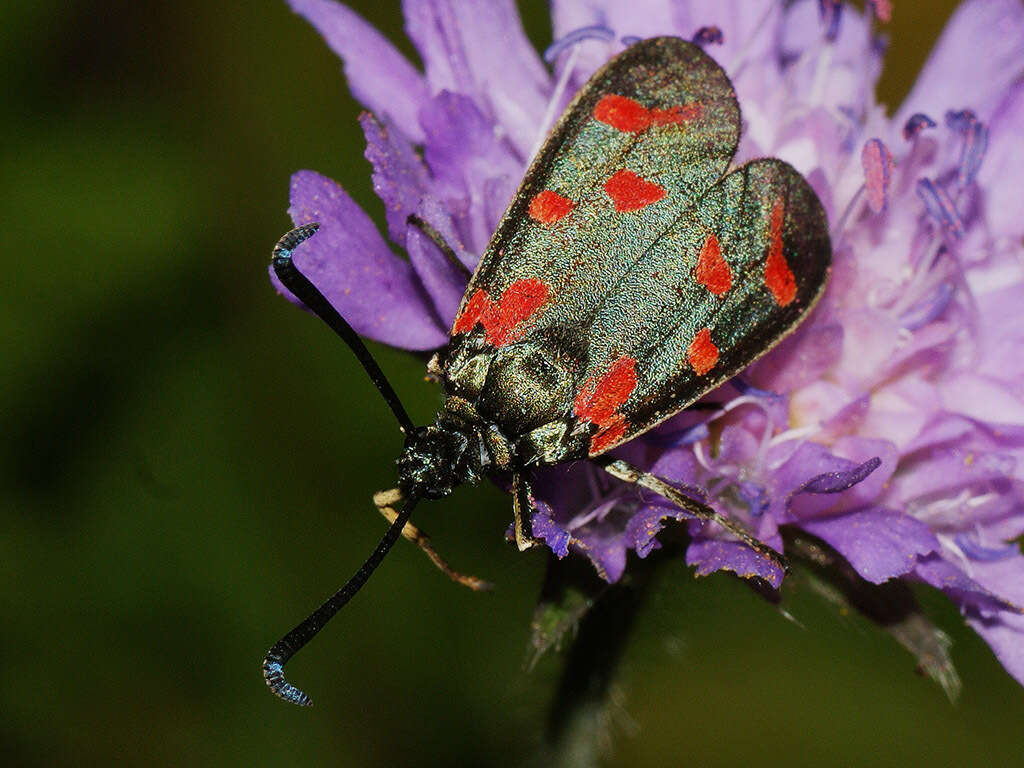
top-left (273, 0), bottom-right (1024, 689)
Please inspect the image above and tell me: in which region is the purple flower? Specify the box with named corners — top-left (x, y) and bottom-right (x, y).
top-left (273, 0), bottom-right (1024, 689)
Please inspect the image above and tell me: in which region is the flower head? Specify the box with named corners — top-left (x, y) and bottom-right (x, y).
top-left (273, 0), bottom-right (1024, 689)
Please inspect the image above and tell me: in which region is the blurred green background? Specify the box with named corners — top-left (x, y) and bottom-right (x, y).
top-left (4, 1), bottom-right (1022, 766)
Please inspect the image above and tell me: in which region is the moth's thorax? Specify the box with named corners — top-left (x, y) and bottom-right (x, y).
top-left (436, 334), bottom-right (590, 469)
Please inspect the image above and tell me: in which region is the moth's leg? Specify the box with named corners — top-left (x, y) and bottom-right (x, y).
top-left (373, 488), bottom-right (493, 591)
top-left (511, 473), bottom-right (540, 552)
top-left (406, 214), bottom-right (473, 280)
top-left (590, 457), bottom-right (789, 574)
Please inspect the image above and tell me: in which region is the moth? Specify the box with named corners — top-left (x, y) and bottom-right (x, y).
top-left (264, 36), bottom-right (830, 706)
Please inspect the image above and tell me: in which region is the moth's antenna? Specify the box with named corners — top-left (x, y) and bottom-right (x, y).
top-left (271, 223), bottom-right (415, 435)
top-left (263, 496), bottom-right (418, 706)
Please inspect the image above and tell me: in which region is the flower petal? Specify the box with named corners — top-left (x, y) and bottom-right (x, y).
top-left (801, 508), bottom-right (940, 583)
top-left (686, 537), bottom-right (784, 589)
top-left (403, 0), bottom-right (549, 160)
top-left (406, 195), bottom-right (470, 327)
top-left (360, 113), bottom-right (428, 246)
top-left (288, 0), bottom-right (430, 141)
top-left (979, 80), bottom-right (1024, 239)
top-left (967, 610), bottom-right (1024, 688)
top-left (419, 91), bottom-right (521, 253)
top-left (273, 170), bottom-right (447, 350)
top-left (896, 0), bottom-right (1024, 125)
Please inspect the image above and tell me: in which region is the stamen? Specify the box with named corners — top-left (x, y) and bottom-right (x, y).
top-left (818, 0), bottom-right (843, 42)
top-left (765, 425), bottom-right (819, 450)
top-left (692, 26), bottom-right (723, 46)
top-left (958, 121), bottom-right (988, 190)
top-left (944, 108), bottom-right (978, 134)
top-left (543, 25), bottom-right (615, 63)
top-left (898, 280), bottom-right (955, 330)
top-left (736, 481), bottom-right (769, 517)
top-left (801, 456), bottom-right (882, 494)
top-left (861, 138), bottom-right (894, 214)
top-left (902, 112), bottom-right (936, 140)
top-left (868, 0), bottom-right (892, 23)
top-left (731, 378), bottom-right (781, 400)
top-left (915, 178), bottom-right (965, 239)
top-left (954, 533), bottom-right (1018, 562)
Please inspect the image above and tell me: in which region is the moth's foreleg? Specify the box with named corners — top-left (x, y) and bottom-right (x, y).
top-left (590, 457), bottom-right (789, 575)
top-left (373, 488), bottom-right (493, 591)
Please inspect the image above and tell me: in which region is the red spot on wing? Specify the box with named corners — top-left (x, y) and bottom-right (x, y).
top-left (605, 170), bottom-right (666, 212)
top-left (695, 233), bottom-right (731, 295)
top-left (574, 356), bottom-right (638, 454)
top-left (594, 94), bottom-right (651, 132)
top-left (594, 94), bottom-right (702, 133)
top-left (590, 414), bottom-right (627, 454)
top-left (764, 199), bottom-right (796, 306)
top-left (453, 289), bottom-right (492, 335)
top-left (452, 279), bottom-right (550, 347)
top-left (483, 278), bottom-right (549, 346)
top-left (649, 103), bottom-right (702, 125)
top-left (528, 190), bottom-right (573, 224)
top-left (687, 328), bottom-right (719, 375)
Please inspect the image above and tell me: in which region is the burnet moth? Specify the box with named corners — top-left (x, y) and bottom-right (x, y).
top-left (265, 37), bottom-right (831, 706)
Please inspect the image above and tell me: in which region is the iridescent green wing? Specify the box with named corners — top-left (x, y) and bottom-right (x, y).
top-left (451, 37), bottom-right (739, 345)
top-left (572, 159), bottom-right (831, 455)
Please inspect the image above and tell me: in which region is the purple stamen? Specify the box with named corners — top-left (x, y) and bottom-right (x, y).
top-left (692, 26), bottom-right (724, 46)
top-left (954, 534), bottom-right (1018, 562)
top-left (902, 113), bottom-right (936, 141)
top-left (802, 456), bottom-right (882, 494)
top-left (619, 35), bottom-right (643, 47)
top-left (731, 378), bottom-right (781, 400)
top-left (868, 0), bottom-right (892, 23)
top-left (544, 25), bottom-right (615, 63)
top-left (898, 280), bottom-right (955, 331)
top-left (944, 108), bottom-right (979, 134)
top-left (818, 0), bottom-right (843, 42)
top-left (861, 138), bottom-right (894, 214)
top-left (737, 481), bottom-right (769, 517)
top-left (916, 178), bottom-right (965, 239)
top-left (957, 120), bottom-right (988, 190)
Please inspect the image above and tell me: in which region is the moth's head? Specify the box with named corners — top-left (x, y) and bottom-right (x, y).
top-left (397, 425), bottom-right (471, 500)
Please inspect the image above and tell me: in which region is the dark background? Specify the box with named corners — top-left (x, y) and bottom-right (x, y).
top-left (4, 1), bottom-right (1022, 765)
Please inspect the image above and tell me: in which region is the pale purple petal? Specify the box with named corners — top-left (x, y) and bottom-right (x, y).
top-left (748, 322), bottom-right (843, 393)
top-left (403, 0), bottom-right (549, 160)
top-left (551, 0), bottom-right (677, 81)
top-left (273, 170), bottom-right (447, 350)
top-left (802, 509), bottom-right (940, 583)
top-left (967, 611), bottom-right (1024, 687)
top-left (288, 0), bottom-right (430, 141)
top-left (360, 113), bottom-right (428, 245)
top-left (978, 80), bottom-right (1024, 239)
top-left (419, 91), bottom-right (522, 254)
top-left (915, 554), bottom-right (1018, 613)
top-left (896, 0), bottom-right (1024, 125)
top-left (405, 196), bottom-right (469, 327)
top-left (886, 447), bottom-right (1016, 505)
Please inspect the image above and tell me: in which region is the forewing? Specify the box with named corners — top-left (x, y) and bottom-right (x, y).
top-left (444, 37), bottom-right (829, 462)
top-left (575, 159), bottom-right (831, 455)
top-left (448, 37), bottom-right (740, 350)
